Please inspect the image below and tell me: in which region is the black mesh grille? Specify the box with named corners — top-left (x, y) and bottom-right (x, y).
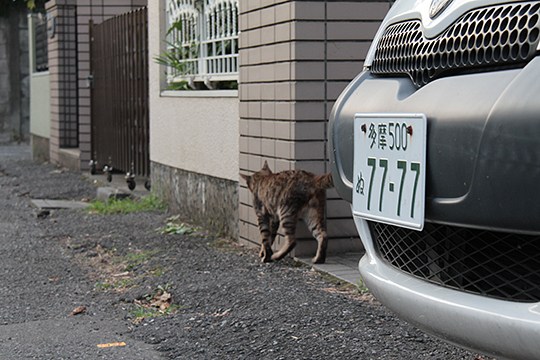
top-left (371, 222), bottom-right (540, 302)
top-left (371, 1), bottom-right (540, 86)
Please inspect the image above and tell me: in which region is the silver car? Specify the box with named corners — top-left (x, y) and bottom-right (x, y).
top-left (329, 0), bottom-right (540, 358)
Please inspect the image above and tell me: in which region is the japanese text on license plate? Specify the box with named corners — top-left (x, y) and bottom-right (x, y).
top-left (352, 114), bottom-right (426, 231)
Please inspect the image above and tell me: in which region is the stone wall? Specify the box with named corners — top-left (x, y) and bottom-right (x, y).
top-left (152, 162), bottom-right (239, 239)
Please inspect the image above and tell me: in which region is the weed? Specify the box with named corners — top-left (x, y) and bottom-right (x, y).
top-left (356, 277), bottom-right (370, 295)
top-left (87, 194), bottom-right (166, 215)
top-left (94, 278), bottom-right (134, 291)
top-left (130, 303), bottom-right (184, 320)
top-left (130, 284), bottom-right (184, 323)
top-left (150, 266), bottom-right (165, 277)
top-left (122, 250), bottom-right (159, 271)
top-left (158, 215), bottom-right (198, 235)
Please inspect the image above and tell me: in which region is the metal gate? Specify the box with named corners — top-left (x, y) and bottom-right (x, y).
top-left (90, 7), bottom-right (149, 187)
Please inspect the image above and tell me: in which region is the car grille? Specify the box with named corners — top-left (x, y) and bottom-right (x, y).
top-left (371, 222), bottom-right (540, 302)
top-left (371, 1), bottom-right (540, 87)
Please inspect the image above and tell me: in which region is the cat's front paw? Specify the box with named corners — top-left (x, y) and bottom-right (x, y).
top-left (259, 245), bottom-right (273, 262)
top-left (312, 255), bottom-right (326, 264)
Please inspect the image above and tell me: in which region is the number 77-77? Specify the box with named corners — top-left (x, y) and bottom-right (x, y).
top-left (366, 158), bottom-right (421, 218)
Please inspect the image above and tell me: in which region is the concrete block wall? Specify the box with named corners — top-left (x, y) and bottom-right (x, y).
top-left (238, 0), bottom-right (390, 256)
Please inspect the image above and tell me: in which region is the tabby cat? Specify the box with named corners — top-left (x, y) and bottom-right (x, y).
top-left (240, 161), bottom-right (333, 264)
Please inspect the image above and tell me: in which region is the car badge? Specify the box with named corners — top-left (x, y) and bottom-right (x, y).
top-left (429, 0), bottom-right (454, 19)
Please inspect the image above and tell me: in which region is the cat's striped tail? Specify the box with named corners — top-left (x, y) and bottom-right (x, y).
top-left (314, 173), bottom-right (333, 189)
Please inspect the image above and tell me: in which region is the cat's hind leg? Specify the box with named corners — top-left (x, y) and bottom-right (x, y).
top-left (271, 212), bottom-right (297, 261)
top-left (256, 213), bottom-right (274, 262)
top-left (303, 198), bottom-right (328, 264)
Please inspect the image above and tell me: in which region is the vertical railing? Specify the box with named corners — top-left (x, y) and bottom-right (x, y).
top-left (165, 0), bottom-right (238, 84)
top-left (90, 7), bottom-right (149, 177)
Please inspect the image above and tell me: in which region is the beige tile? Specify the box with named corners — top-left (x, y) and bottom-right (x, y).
top-left (326, 41), bottom-right (371, 61)
top-left (261, 24), bottom-right (276, 44)
top-left (249, 154), bottom-right (266, 172)
top-left (247, 0), bottom-right (262, 12)
top-left (261, 102), bottom-right (276, 119)
top-left (327, 22), bottom-right (381, 41)
top-left (248, 9), bottom-right (262, 28)
top-left (275, 120), bottom-right (291, 140)
top-left (238, 0), bottom-right (249, 14)
top-left (327, 81), bottom-right (351, 101)
top-left (248, 101), bottom-right (261, 118)
top-left (261, 44), bottom-right (276, 63)
top-left (239, 118), bottom-right (249, 135)
top-left (295, 160), bottom-right (326, 174)
top-left (292, 21), bottom-right (325, 40)
top-left (239, 153), bottom-right (250, 171)
top-left (275, 158), bottom-right (293, 172)
top-left (248, 28), bottom-right (262, 47)
top-left (248, 83), bottom-right (263, 101)
top-left (274, 42), bottom-right (291, 62)
top-left (292, 1), bottom-right (325, 20)
top-left (327, 2), bottom-right (390, 20)
top-left (294, 141), bottom-right (325, 160)
top-left (239, 135), bottom-right (249, 153)
top-left (274, 61), bottom-right (291, 81)
top-left (247, 118), bottom-right (262, 137)
top-left (292, 61), bottom-right (325, 81)
top-left (260, 6), bottom-right (275, 27)
top-left (274, 2), bottom-right (291, 23)
top-left (326, 60), bottom-right (363, 81)
top-left (274, 82), bottom-right (293, 101)
top-left (326, 199), bottom-right (353, 218)
top-left (261, 138), bottom-right (275, 157)
top-left (248, 136), bottom-right (262, 154)
top-left (275, 139), bottom-right (293, 159)
top-left (293, 101), bottom-right (326, 121)
top-left (294, 121), bottom-right (326, 140)
top-left (247, 47), bottom-right (262, 65)
top-left (274, 22), bottom-right (291, 42)
top-left (261, 120), bottom-right (276, 138)
top-left (260, 83), bottom-right (275, 101)
top-left (275, 101), bottom-right (292, 120)
top-left (327, 219), bottom-right (359, 238)
top-left (292, 81), bottom-right (325, 101)
top-left (239, 13), bottom-right (249, 31)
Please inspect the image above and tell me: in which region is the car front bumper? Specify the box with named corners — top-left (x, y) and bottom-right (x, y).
top-left (354, 215), bottom-right (540, 360)
top-left (330, 57), bottom-right (540, 234)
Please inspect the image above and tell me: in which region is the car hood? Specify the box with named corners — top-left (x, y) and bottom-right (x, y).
top-left (365, 0), bottom-right (528, 66)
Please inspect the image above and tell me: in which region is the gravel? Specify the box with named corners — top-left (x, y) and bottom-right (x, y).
top-left (0, 145), bottom-right (487, 359)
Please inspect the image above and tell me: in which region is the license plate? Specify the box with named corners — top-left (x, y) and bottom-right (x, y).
top-left (352, 113), bottom-right (426, 231)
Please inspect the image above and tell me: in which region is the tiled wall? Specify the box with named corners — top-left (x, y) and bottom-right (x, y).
top-left (76, 0), bottom-right (147, 170)
top-left (238, 0), bottom-right (390, 256)
top-left (46, 0), bottom-right (78, 165)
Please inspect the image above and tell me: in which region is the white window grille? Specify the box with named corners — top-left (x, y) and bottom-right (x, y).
top-left (166, 0), bottom-right (238, 87)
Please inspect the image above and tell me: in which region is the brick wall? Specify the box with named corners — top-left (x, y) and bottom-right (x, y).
top-left (238, 0), bottom-right (389, 256)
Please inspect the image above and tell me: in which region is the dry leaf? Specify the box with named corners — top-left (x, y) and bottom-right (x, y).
top-left (70, 305), bottom-right (87, 316)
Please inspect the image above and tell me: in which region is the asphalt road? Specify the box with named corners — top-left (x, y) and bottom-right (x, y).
top-left (0, 144), bottom-right (161, 359)
top-left (0, 143), bottom-right (486, 359)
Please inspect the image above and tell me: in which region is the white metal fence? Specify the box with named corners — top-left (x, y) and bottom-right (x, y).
top-left (166, 0), bottom-right (238, 87)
